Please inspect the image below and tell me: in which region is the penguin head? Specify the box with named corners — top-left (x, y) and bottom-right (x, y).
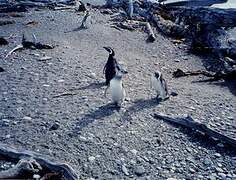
top-left (103, 47), bottom-right (115, 56)
top-left (115, 68), bottom-right (127, 79)
top-left (154, 71), bottom-right (161, 79)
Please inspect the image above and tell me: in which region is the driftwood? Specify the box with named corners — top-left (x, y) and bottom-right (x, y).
top-left (5, 34), bottom-right (54, 59)
top-left (128, 0), bottom-right (133, 19)
top-left (0, 143), bottom-right (78, 179)
top-left (173, 68), bottom-right (236, 81)
top-left (145, 22), bottom-right (156, 42)
top-left (0, 20), bottom-right (15, 26)
top-left (154, 113), bottom-right (236, 149)
top-left (0, 158), bottom-right (42, 179)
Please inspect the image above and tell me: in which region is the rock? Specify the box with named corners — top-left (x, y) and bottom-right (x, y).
top-left (37, 56), bottom-right (52, 61)
top-left (0, 67), bottom-right (5, 72)
top-left (218, 173), bottom-right (226, 178)
top-left (207, 174), bottom-right (217, 180)
top-left (130, 149), bottom-right (138, 155)
top-left (215, 167), bottom-right (223, 173)
top-left (88, 156), bottom-right (96, 162)
top-left (58, 79), bottom-right (65, 83)
top-left (134, 165), bottom-right (145, 176)
top-left (5, 134), bottom-right (10, 139)
top-left (189, 167), bottom-right (195, 173)
top-left (121, 164), bottom-right (129, 176)
top-left (0, 37), bottom-right (8, 45)
top-left (23, 116), bottom-right (32, 121)
top-left (33, 174), bottom-right (41, 179)
top-left (49, 122), bottom-right (60, 131)
top-left (217, 143), bottom-right (224, 148)
top-left (170, 91), bottom-right (178, 96)
top-left (214, 153), bottom-right (221, 158)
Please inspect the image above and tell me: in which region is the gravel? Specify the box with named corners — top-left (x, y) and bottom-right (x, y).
top-left (0, 7), bottom-right (235, 179)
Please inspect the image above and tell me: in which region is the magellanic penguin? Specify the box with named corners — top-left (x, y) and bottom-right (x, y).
top-left (151, 71), bottom-right (169, 100)
top-left (103, 47), bottom-right (126, 86)
top-left (105, 68), bottom-right (128, 107)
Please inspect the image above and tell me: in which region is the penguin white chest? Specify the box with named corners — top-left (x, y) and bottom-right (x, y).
top-left (110, 78), bottom-right (125, 103)
top-left (151, 75), bottom-right (164, 97)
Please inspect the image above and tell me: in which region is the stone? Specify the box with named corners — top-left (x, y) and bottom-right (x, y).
top-left (88, 156), bottom-right (96, 162)
top-left (130, 149), bottom-right (138, 155)
top-left (134, 165), bottom-right (145, 176)
top-left (214, 153), bottom-right (221, 158)
top-left (49, 123), bottom-right (60, 131)
top-left (189, 167), bottom-right (195, 173)
top-left (215, 167), bottom-right (223, 173)
top-left (121, 165), bottom-right (129, 176)
top-left (170, 91), bottom-right (178, 96)
top-left (218, 173), bottom-right (226, 178)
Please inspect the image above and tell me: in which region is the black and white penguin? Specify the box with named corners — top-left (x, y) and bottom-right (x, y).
top-left (151, 71), bottom-right (169, 100)
top-left (103, 47), bottom-right (122, 86)
top-left (105, 68), bottom-right (127, 107)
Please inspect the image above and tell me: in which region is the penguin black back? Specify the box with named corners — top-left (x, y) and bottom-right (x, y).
top-left (103, 47), bottom-right (120, 85)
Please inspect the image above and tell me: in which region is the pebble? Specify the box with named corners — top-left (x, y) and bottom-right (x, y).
top-left (49, 123), bottom-right (60, 131)
top-left (88, 156), bottom-right (96, 162)
top-left (189, 167), bottom-right (195, 173)
top-left (170, 91), bottom-right (178, 96)
top-left (37, 56), bottom-right (52, 61)
top-left (33, 174), bottom-right (41, 179)
top-left (121, 165), bottom-right (129, 176)
top-left (208, 174), bottom-right (217, 180)
top-left (134, 165), bottom-right (145, 176)
top-left (23, 116), bottom-right (32, 121)
top-left (215, 167), bottom-right (223, 173)
top-left (214, 153), bottom-right (221, 158)
top-left (5, 134), bottom-right (10, 139)
top-left (130, 149), bottom-right (138, 155)
top-left (58, 79), bottom-right (65, 83)
top-left (217, 143), bottom-right (224, 148)
top-left (218, 173), bottom-right (227, 178)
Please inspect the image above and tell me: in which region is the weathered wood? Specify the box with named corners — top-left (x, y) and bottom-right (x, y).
top-left (173, 68), bottom-right (236, 81)
top-left (145, 22), bottom-right (156, 42)
top-left (154, 113), bottom-right (236, 148)
top-left (128, 0), bottom-right (133, 19)
top-left (173, 69), bottom-right (214, 78)
top-left (0, 143), bottom-right (78, 179)
top-left (0, 158), bottom-right (42, 179)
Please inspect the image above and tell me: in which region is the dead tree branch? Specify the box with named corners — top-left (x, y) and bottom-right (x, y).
top-left (0, 143), bottom-right (78, 179)
top-left (154, 113), bottom-right (236, 149)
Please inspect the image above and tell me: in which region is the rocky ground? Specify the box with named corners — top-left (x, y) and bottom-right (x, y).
top-left (0, 6), bottom-right (236, 179)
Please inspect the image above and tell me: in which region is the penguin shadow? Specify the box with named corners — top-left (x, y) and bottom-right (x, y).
top-left (74, 103), bottom-right (118, 132)
top-left (122, 97), bottom-right (161, 121)
top-left (192, 79), bottom-right (236, 96)
top-left (76, 81), bottom-right (105, 91)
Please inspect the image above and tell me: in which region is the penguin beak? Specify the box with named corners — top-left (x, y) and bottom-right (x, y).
top-left (103, 47), bottom-right (109, 52)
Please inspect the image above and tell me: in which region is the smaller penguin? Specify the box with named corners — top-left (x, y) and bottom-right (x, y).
top-left (105, 69), bottom-right (127, 107)
top-left (151, 71), bottom-right (169, 100)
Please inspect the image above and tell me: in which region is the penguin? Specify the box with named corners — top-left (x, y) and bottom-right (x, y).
top-left (105, 68), bottom-right (127, 107)
top-left (103, 47), bottom-right (123, 86)
top-left (150, 71), bottom-right (169, 100)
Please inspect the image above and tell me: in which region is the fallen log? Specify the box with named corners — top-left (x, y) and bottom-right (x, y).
top-left (0, 157), bottom-right (42, 179)
top-left (173, 68), bottom-right (236, 81)
top-left (154, 113), bottom-right (236, 149)
top-left (145, 22), bottom-right (156, 42)
top-left (5, 34), bottom-right (54, 59)
top-left (0, 143), bottom-right (78, 179)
